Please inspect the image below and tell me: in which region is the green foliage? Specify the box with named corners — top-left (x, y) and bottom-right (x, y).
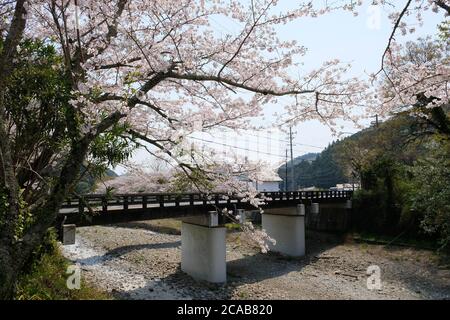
top-left (352, 157), bottom-right (416, 235)
top-left (407, 143), bottom-right (450, 251)
top-left (307, 146), bottom-right (347, 188)
top-left (2, 39), bottom-right (134, 198)
top-left (225, 223), bottom-right (241, 231)
top-left (170, 168), bottom-right (214, 193)
top-left (0, 40), bottom-right (134, 299)
top-left (337, 29), bottom-right (449, 248)
top-left (74, 182), bottom-right (91, 195)
top-left (437, 20), bottom-right (450, 44)
top-left (14, 189), bottom-right (34, 239)
top-left (16, 229), bottom-right (111, 300)
top-left (80, 112), bottom-right (137, 195)
top-left (74, 166), bottom-right (118, 195)
top-left (0, 187), bottom-right (7, 230)
top-left (89, 122), bottom-right (137, 168)
top-left (5, 39), bottom-right (74, 151)
top-left (278, 148), bottom-right (347, 190)
top-left (301, 107), bottom-right (449, 250)
top-left (347, 114), bottom-right (450, 249)
top-left (0, 188), bottom-right (35, 239)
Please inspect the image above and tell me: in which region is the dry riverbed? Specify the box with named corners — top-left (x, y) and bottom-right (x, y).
top-left (60, 221), bottom-right (450, 300)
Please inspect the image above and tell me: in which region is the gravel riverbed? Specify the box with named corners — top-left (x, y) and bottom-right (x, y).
top-left (60, 223), bottom-right (450, 300)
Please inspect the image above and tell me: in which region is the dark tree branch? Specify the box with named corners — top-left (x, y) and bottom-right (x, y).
top-left (435, 0), bottom-right (450, 14)
top-left (0, 0), bottom-right (28, 245)
top-left (377, 0), bottom-right (413, 76)
top-left (166, 72), bottom-right (314, 96)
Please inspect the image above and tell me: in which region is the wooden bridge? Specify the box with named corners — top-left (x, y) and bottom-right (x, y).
top-left (59, 190), bottom-right (353, 283)
top-left (58, 190), bottom-right (353, 226)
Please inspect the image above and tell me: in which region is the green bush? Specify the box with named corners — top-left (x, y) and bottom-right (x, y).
top-left (407, 145), bottom-right (450, 252)
top-left (16, 229), bottom-right (112, 300)
top-left (0, 188), bottom-right (35, 240)
top-left (352, 140), bottom-right (450, 251)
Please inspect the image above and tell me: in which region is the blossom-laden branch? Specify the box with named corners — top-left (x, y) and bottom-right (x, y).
top-left (368, 0), bottom-right (449, 113)
top-left (373, 36), bottom-right (449, 116)
top-left (1, 0), bottom-right (445, 253)
top-left (23, 0), bottom-right (383, 141)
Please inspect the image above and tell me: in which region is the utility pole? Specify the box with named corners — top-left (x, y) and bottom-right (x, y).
top-left (289, 126), bottom-right (295, 191)
top-left (371, 114), bottom-right (379, 128)
top-left (285, 149), bottom-right (288, 191)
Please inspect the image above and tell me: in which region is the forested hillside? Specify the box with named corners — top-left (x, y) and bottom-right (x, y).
top-left (278, 109), bottom-right (450, 251)
top-left (278, 111), bottom-right (440, 190)
top-left (278, 148), bottom-right (347, 190)
top-left (75, 166), bottom-right (118, 194)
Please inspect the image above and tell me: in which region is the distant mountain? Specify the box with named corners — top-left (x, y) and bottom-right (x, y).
top-left (75, 165), bottom-right (118, 194)
top-left (281, 152), bottom-right (319, 169)
top-left (277, 111), bottom-right (436, 191)
top-left (105, 168), bottom-right (119, 178)
top-left (278, 146), bottom-right (346, 190)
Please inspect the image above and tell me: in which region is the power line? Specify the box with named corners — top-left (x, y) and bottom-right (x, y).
top-left (245, 132), bottom-right (324, 149)
top-left (197, 17), bottom-right (352, 155)
top-left (192, 131), bottom-right (315, 155)
top-left (190, 136), bottom-right (342, 187)
top-left (188, 136), bottom-right (287, 159)
top-left (285, 149), bottom-right (288, 191)
top-left (204, 14), bottom-right (364, 146)
top-left (188, 131), bottom-right (322, 174)
top-left (203, 17), bottom-right (330, 139)
top-left (289, 126), bottom-right (295, 191)
top-left (219, 128), bottom-right (325, 149)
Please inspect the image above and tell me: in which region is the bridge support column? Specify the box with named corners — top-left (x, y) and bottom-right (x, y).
top-left (181, 212), bottom-right (226, 283)
top-left (237, 209), bottom-right (246, 224)
top-left (262, 204), bottom-right (305, 257)
top-left (62, 224), bottom-right (76, 245)
top-left (346, 200), bottom-right (352, 209)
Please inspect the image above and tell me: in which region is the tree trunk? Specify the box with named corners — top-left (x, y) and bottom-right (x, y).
top-left (0, 2), bottom-right (29, 299)
top-left (0, 1), bottom-right (128, 300)
top-left (0, 246), bottom-right (17, 299)
top-left (0, 111), bottom-right (124, 299)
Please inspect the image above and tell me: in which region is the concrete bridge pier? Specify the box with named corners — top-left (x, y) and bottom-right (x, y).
top-left (180, 212), bottom-right (227, 283)
top-left (311, 203), bottom-right (320, 215)
top-left (307, 202), bottom-right (320, 228)
top-left (236, 209), bottom-right (246, 224)
top-left (306, 200), bottom-right (353, 231)
top-left (346, 200), bottom-right (352, 209)
top-left (262, 204), bottom-right (305, 257)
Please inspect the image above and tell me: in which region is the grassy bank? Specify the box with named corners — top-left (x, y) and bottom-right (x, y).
top-left (15, 232), bottom-right (112, 300)
top-left (351, 231), bottom-right (439, 250)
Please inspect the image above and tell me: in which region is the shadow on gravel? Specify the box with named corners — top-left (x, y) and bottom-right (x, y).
top-left (224, 234), bottom-right (341, 286)
top-left (101, 221), bottom-right (182, 235)
top-left (93, 230), bottom-right (347, 299)
top-left (377, 245), bottom-right (450, 299)
top-left (77, 241), bottom-right (181, 266)
top-left (126, 232), bottom-right (345, 300)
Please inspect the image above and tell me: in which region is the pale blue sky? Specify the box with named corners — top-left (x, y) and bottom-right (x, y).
top-left (276, 2), bottom-right (445, 159)
top-left (116, 2), bottom-right (446, 174)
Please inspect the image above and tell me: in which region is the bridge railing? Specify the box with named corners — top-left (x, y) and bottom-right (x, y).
top-left (60, 190), bottom-right (353, 215)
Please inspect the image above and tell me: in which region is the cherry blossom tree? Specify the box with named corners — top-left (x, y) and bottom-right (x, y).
top-left (374, 34), bottom-right (449, 137)
top-left (0, 1), bottom-right (328, 297)
top-left (0, 0), bottom-right (447, 298)
top-left (369, 0), bottom-right (449, 121)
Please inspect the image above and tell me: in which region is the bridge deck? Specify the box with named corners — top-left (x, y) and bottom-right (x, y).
top-left (58, 191), bottom-right (352, 226)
